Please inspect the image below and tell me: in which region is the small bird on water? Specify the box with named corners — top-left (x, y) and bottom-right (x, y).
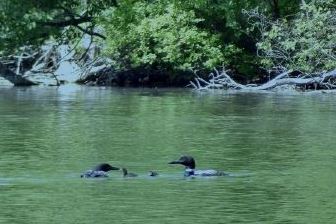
top-left (121, 168), bottom-right (138, 177)
top-left (148, 171), bottom-right (159, 177)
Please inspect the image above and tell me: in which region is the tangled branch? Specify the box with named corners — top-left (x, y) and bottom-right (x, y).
top-left (190, 68), bottom-right (336, 91)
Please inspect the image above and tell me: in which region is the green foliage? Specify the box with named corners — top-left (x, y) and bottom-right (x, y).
top-left (176, 0), bottom-right (301, 76)
top-left (0, 0), bottom-right (63, 50)
top-left (0, 0), bottom-right (305, 83)
top-left (0, 0), bottom-right (116, 52)
top-left (100, 1), bottom-right (231, 73)
top-left (257, 0), bottom-right (336, 73)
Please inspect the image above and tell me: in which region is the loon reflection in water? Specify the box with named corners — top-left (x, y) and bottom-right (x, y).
top-left (81, 163), bottom-right (120, 178)
top-left (169, 155), bottom-right (228, 177)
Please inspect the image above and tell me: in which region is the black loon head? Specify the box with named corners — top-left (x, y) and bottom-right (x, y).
top-left (169, 155), bottom-right (196, 169)
top-left (93, 163), bottom-right (120, 172)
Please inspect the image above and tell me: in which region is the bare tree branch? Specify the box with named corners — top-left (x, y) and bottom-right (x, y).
top-left (74, 25), bottom-right (106, 40)
top-left (41, 16), bottom-right (93, 28)
top-left (191, 68), bottom-right (336, 91)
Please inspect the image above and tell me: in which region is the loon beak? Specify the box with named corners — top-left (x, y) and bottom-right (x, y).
top-left (168, 160), bottom-right (182, 165)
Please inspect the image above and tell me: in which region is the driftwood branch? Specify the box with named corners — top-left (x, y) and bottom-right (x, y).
top-left (190, 68), bottom-right (336, 91)
top-left (0, 61), bottom-right (37, 86)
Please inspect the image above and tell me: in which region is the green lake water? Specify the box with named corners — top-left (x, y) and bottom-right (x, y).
top-left (0, 86), bottom-right (335, 224)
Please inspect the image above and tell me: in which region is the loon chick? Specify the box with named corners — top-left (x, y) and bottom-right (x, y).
top-left (121, 168), bottom-right (138, 178)
top-left (169, 155), bottom-right (228, 177)
top-left (148, 171), bottom-right (159, 177)
top-left (81, 163), bottom-right (120, 178)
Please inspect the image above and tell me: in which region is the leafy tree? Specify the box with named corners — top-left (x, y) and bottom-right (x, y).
top-left (99, 1), bottom-right (231, 74)
top-left (0, 0), bottom-right (115, 52)
top-left (256, 0), bottom-right (336, 73)
top-left (176, 0), bottom-right (301, 77)
top-left (0, 0), bottom-right (306, 85)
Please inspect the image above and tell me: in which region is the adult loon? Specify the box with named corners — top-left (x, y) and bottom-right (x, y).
top-left (169, 155), bottom-right (228, 177)
top-left (121, 168), bottom-right (138, 177)
top-left (81, 163), bottom-right (120, 178)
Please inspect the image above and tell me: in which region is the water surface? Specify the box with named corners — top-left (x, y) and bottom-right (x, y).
top-left (0, 86), bottom-right (335, 223)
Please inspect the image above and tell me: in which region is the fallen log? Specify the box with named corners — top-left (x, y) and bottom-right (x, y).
top-left (0, 61), bottom-right (37, 86)
top-left (190, 68), bottom-right (336, 91)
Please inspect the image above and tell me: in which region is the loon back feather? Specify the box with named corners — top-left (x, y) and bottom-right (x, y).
top-left (81, 170), bottom-right (109, 178)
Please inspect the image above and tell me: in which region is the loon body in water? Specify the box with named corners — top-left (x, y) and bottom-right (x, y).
top-left (81, 163), bottom-right (120, 178)
top-left (169, 155), bottom-right (228, 177)
top-left (121, 168), bottom-right (138, 177)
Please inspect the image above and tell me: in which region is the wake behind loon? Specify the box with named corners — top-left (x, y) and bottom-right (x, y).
top-left (81, 163), bottom-right (120, 178)
top-left (169, 155), bottom-right (228, 177)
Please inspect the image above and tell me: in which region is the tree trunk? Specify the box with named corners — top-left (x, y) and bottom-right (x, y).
top-left (269, 0), bottom-right (280, 19)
